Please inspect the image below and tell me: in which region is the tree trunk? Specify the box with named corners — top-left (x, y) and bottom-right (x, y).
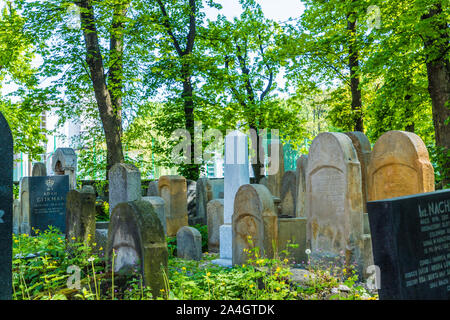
top-left (422, 3), bottom-right (450, 187)
top-left (79, 0), bottom-right (124, 178)
top-left (347, 7), bottom-right (364, 132)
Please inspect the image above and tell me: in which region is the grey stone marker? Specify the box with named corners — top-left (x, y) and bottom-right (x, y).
top-left (107, 200), bottom-right (168, 298)
top-left (12, 199), bottom-right (20, 235)
top-left (0, 111), bottom-right (13, 300)
top-left (147, 180), bottom-right (159, 197)
top-left (52, 148), bottom-right (77, 190)
top-left (177, 226), bottom-right (202, 261)
top-left (295, 155), bottom-right (308, 218)
top-left (66, 186), bottom-right (97, 245)
top-left (32, 162), bottom-right (47, 177)
top-left (207, 199), bottom-right (224, 253)
top-left (280, 170), bottom-right (297, 217)
top-left (108, 163), bottom-right (141, 215)
top-left (142, 196), bottom-right (166, 235)
top-left (196, 178), bottom-right (224, 225)
top-left (186, 179), bottom-right (197, 224)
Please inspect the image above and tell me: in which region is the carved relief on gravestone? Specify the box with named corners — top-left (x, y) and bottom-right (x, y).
top-left (280, 170), bottom-right (297, 217)
top-left (305, 132), bottom-right (366, 271)
top-left (345, 132), bottom-right (371, 212)
top-left (52, 148), bottom-right (77, 190)
top-left (66, 186), bottom-right (96, 245)
top-left (158, 175), bottom-right (188, 236)
top-left (32, 162), bottom-right (47, 177)
top-left (0, 111), bottom-right (13, 300)
top-left (267, 140), bottom-right (284, 198)
top-left (177, 226), bottom-right (202, 261)
top-left (207, 199), bottom-right (224, 253)
top-left (295, 155), bottom-right (308, 217)
top-left (367, 130), bottom-right (435, 202)
top-left (107, 200), bottom-right (168, 298)
top-left (232, 184), bottom-right (278, 266)
top-left (108, 163), bottom-right (141, 215)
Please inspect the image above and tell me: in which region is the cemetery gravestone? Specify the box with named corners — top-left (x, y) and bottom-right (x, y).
top-left (278, 217), bottom-right (308, 264)
top-left (196, 178), bottom-right (209, 225)
top-left (295, 155), bottom-right (308, 218)
top-left (367, 189), bottom-right (450, 300)
top-left (158, 175), bottom-right (189, 236)
top-left (142, 196), bottom-right (166, 235)
top-left (109, 163), bottom-right (141, 215)
top-left (32, 162), bottom-right (47, 177)
top-left (232, 184), bottom-right (278, 266)
top-left (52, 148), bottom-right (77, 190)
top-left (12, 199), bottom-right (20, 235)
top-left (213, 130), bottom-right (250, 267)
top-left (0, 111), bottom-right (13, 300)
top-left (280, 170), bottom-right (297, 217)
top-left (305, 132), bottom-right (366, 271)
top-left (367, 130), bottom-right (435, 201)
top-left (66, 186), bottom-right (96, 245)
top-left (147, 180), bottom-right (159, 197)
top-left (107, 200), bottom-right (168, 297)
top-left (186, 179), bottom-right (197, 224)
top-left (267, 140), bottom-right (284, 198)
top-left (177, 226), bottom-right (202, 261)
top-left (20, 175), bottom-right (70, 235)
top-left (207, 199), bottom-right (224, 253)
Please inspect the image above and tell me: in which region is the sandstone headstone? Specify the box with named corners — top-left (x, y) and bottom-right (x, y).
top-left (107, 200), bottom-right (168, 297)
top-left (345, 132), bottom-right (371, 212)
top-left (109, 163), bottom-right (141, 215)
top-left (367, 130), bottom-right (435, 202)
top-left (158, 175), bottom-right (188, 236)
top-left (0, 111), bottom-right (13, 300)
top-left (305, 132), bottom-right (366, 271)
top-left (367, 189), bottom-right (450, 299)
top-left (280, 170), bottom-right (297, 217)
top-left (147, 180), bottom-right (159, 197)
top-left (66, 186), bottom-right (96, 245)
top-left (32, 162), bottom-right (47, 177)
top-left (177, 226), bottom-right (202, 261)
top-left (213, 130), bottom-right (250, 267)
top-left (278, 217), bottom-right (307, 264)
top-left (19, 175), bottom-right (70, 235)
top-left (267, 140), bottom-right (284, 197)
top-left (232, 184), bottom-right (278, 266)
top-left (52, 148), bottom-right (77, 190)
top-left (295, 155), bottom-right (308, 218)
top-left (207, 199), bottom-right (224, 253)
top-left (142, 196), bottom-right (166, 235)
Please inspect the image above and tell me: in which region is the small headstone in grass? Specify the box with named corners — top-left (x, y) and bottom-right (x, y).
top-left (107, 200), bottom-right (168, 297)
top-left (177, 226), bottom-right (202, 261)
top-left (0, 111), bottom-right (13, 300)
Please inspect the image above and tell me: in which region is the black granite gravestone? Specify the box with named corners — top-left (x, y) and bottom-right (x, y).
top-left (367, 189), bottom-right (450, 300)
top-left (0, 111), bottom-right (13, 300)
top-left (29, 176), bottom-right (69, 235)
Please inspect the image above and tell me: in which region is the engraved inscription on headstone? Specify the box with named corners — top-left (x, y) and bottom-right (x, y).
top-left (368, 189), bottom-right (450, 300)
top-left (0, 111), bottom-right (13, 300)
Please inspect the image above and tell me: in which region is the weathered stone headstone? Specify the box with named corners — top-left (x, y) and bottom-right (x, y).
top-left (259, 176), bottom-right (268, 189)
top-left (66, 186), bottom-right (96, 245)
top-left (107, 200), bottom-right (168, 297)
top-left (52, 148), bottom-right (77, 190)
top-left (267, 140), bottom-right (284, 198)
top-left (186, 179), bottom-right (197, 224)
top-left (278, 217), bottom-right (307, 264)
top-left (177, 226), bottom-right (202, 261)
top-left (196, 178), bottom-right (224, 226)
top-left (213, 130), bottom-right (250, 267)
top-left (12, 199), bottom-right (20, 235)
top-left (0, 111), bottom-right (13, 300)
top-left (232, 184), bottom-right (278, 266)
top-left (207, 199), bottom-right (224, 253)
top-left (109, 163), bottom-right (141, 215)
top-left (345, 131), bottom-right (371, 212)
top-left (280, 170), bottom-right (297, 217)
top-left (367, 189), bottom-right (450, 300)
top-left (158, 175), bottom-right (188, 236)
top-left (147, 180), bottom-right (159, 197)
top-left (142, 196), bottom-right (166, 235)
top-left (295, 155), bottom-right (308, 218)
top-left (367, 130), bottom-right (435, 202)
top-left (305, 132), bottom-right (366, 271)
top-left (32, 162), bottom-right (47, 177)
top-left (19, 175), bottom-right (70, 235)
top-left (208, 179), bottom-right (224, 200)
